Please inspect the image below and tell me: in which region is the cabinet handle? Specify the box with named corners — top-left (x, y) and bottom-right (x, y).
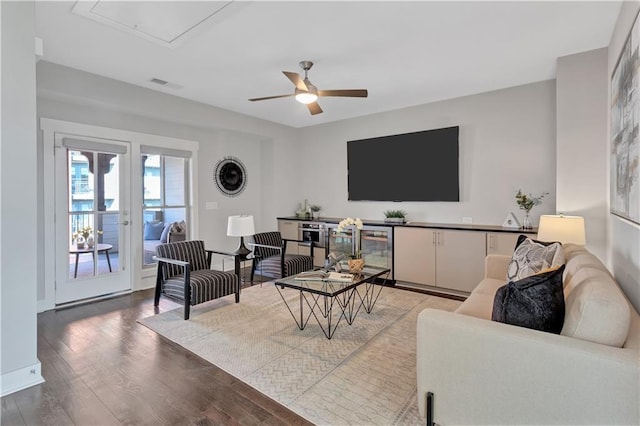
top-left (432, 232), bottom-right (436, 245)
top-left (489, 234), bottom-right (494, 250)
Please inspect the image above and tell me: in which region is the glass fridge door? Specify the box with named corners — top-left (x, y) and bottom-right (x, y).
top-left (360, 227), bottom-right (392, 270)
top-left (328, 226), bottom-right (355, 259)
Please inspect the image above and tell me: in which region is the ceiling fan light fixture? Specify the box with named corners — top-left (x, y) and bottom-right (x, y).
top-left (295, 91), bottom-right (318, 104)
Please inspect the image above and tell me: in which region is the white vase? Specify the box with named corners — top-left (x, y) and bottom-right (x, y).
top-left (522, 212), bottom-right (533, 229)
top-left (87, 234), bottom-right (95, 248)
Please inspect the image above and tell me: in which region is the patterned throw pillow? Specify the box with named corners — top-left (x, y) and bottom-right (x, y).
top-left (172, 220), bottom-right (187, 234)
top-left (507, 236), bottom-right (564, 281)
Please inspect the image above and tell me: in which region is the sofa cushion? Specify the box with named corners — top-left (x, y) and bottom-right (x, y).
top-left (455, 277), bottom-right (505, 319)
top-left (160, 223), bottom-right (173, 243)
top-left (492, 265), bottom-right (566, 334)
top-left (561, 267), bottom-right (631, 347)
top-left (507, 236), bottom-right (564, 281)
top-left (144, 220), bottom-right (164, 240)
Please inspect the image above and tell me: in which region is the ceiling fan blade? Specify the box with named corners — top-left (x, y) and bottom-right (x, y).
top-left (307, 102), bottom-right (323, 115)
top-left (283, 71), bottom-right (308, 91)
top-left (318, 89), bottom-right (368, 98)
top-left (248, 94), bottom-right (294, 102)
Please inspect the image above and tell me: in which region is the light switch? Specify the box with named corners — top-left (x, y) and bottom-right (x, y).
top-left (205, 202), bottom-right (218, 210)
top-left (462, 217), bottom-right (473, 224)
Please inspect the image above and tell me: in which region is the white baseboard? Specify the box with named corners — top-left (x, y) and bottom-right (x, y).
top-left (1, 361), bottom-right (44, 397)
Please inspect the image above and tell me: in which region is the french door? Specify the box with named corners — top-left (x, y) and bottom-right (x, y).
top-left (54, 134), bottom-right (131, 304)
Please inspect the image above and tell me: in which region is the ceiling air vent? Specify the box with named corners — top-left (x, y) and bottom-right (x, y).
top-left (150, 78), bottom-right (168, 86)
top-left (149, 78), bottom-right (182, 90)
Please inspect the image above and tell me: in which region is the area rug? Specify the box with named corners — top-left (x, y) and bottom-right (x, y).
top-left (139, 284), bottom-right (461, 425)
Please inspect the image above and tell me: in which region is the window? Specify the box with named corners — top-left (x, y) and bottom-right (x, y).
top-left (142, 151), bottom-right (190, 267)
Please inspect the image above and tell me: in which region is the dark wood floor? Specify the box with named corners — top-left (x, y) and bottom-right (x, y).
top-left (1, 287), bottom-right (312, 426)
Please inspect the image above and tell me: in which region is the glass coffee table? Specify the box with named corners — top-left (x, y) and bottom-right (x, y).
top-left (273, 266), bottom-right (391, 339)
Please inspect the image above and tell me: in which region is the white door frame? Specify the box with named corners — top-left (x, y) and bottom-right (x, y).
top-left (53, 133), bottom-right (132, 304)
top-left (40, 118), bottom-right (199, 311)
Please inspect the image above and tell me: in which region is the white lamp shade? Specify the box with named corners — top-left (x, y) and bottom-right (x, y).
top-left (227, 215), bottom-right (255, 237)
top-left (537, 215), bottom-right (586, 245)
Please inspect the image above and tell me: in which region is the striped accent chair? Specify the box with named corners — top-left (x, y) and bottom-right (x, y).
top-left (154, 240), bottom-right (240, 320)
top-left (248, 231), bottom-right (314, 281)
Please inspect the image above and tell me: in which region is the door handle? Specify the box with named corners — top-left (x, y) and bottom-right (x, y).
top-left (119, 220), bottom-right (130, 226)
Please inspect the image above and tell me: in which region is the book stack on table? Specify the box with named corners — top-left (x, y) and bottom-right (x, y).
top-left (294, 270), bottom-right (354, 282)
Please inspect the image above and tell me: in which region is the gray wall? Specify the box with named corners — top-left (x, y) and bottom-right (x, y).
top-left (608, 1), bottom-right (640, 312)
top-left (34, 15), bottom-right (640, 318)
top-left (295, 80), bottom-right (557, 226)
top-left (556, 48), bottom-right (608, 261)
top-left (36, 61), bottom-right (302, 299)
top-left (1, 0), bottom-right (43, 394)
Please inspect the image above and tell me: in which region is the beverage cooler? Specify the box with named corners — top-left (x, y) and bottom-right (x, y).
top-left (327, 224), bottom-right (394, 279)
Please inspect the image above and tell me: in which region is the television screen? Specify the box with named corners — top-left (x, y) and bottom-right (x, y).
top-left (347, 126), bottom-right (459, 202)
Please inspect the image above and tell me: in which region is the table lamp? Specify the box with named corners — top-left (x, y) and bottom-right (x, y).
top-left (537, 215), bottom-right (586, 245)
top-left (227, 215), bottom-right (255, 257)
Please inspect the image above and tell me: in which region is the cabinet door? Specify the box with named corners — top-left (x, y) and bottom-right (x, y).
top-left (394, 227), bottom-right (436, 285)
top-left (435, 230), bottom-right (485, 292)
top-left (486, 232), bottom-right (520, 255)
top-left (278, 220), bottom-right (298, 254)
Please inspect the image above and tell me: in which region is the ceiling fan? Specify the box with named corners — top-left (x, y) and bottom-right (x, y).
top-left (248, 61), bottom-right (368, 115)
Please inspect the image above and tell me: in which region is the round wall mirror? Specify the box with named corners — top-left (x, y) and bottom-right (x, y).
top-left (214, 156), bottom-right (247, 197)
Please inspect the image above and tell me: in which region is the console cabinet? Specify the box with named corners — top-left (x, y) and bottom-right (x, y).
top-left (277, 216), bottom-right (531, 294)
top-left (486, 232), bottom-right (520, 255)
top-left (394, 227), bottom-right (485, 293)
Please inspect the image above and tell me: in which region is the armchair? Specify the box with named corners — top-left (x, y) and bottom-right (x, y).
top-left (248, 231), bottom-right (314, 281)
top-left (154, 240), bottom-right (240, 320)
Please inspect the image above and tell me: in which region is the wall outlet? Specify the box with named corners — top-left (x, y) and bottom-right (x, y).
top-left (462, 217), bottom-right (473, 224)
top-left (205, 202), bottom-right (218, 210)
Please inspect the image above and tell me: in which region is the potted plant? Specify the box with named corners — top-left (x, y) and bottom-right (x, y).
top-left (309, 204), bottom-right (322, 219)
top-left (73, 226), bottom-right (102, 248)
top-left (384, 209), bottom-right (407, 223)
top-left (515, 189), bottom-right (548, 229)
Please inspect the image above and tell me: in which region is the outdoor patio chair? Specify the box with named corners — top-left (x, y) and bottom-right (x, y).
top-left (154, 240), bottom-right (240, 320)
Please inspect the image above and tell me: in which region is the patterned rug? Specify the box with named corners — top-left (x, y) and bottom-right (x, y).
top-left (139, 283), bottom-right (460, 425)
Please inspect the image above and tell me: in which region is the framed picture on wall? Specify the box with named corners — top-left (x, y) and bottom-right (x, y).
top-left (611, 10), bottom-right (640, 225)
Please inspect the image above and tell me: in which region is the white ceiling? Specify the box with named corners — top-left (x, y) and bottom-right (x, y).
top-left (35, 1), bottom-right (622, 129)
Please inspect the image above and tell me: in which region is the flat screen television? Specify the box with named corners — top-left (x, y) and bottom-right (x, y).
top-left (347, 126), bottom-right (459, 202)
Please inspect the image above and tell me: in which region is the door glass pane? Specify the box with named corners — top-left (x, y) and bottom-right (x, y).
top-left (69, 150), bottom-right (94, 211)
top-left (164, 157), bottom-right (185, 205)
top-left (97, 153), bottom-right (119, 212)
top-left (96, 212), bottom-right (119, 276)
top-left (68, 148), bottom-right (122, 280)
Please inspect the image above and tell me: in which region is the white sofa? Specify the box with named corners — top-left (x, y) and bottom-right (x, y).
top-left (417, 243), bottom-right (639, 425)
